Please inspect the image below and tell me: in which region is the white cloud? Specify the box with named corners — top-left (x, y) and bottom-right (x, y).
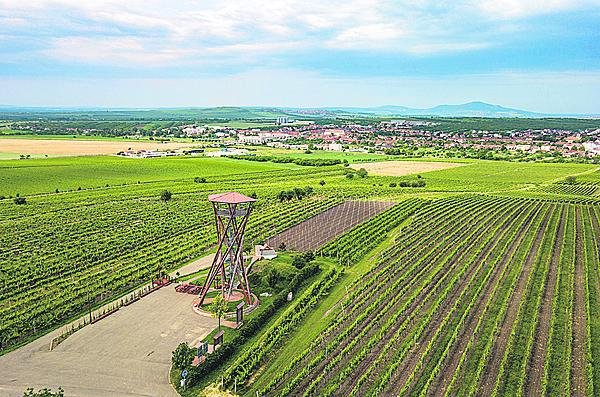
top-left (328, 23), bottom-right (407, 49)
top-left (42, 36), bottom-right (191, 65)
top-left (475, 0), bottom-right (600, 19)
top-left (0, 0), bottom-right (597, 66)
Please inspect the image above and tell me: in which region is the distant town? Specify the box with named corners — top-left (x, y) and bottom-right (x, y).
top-left (4, 114), bottom-right (600, 162)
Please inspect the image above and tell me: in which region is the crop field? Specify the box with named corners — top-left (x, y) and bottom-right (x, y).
top-left (266, 201), bottom-right (396, 251)
top-left (0, 137), bottom-right (199, 157)
top-left (253, 196), bottom-right (600, 396)
top-left (537, 182), bottom-right (599, 197)
top-left (1, 152), bottom-right (599, 397)
top-left (0, 166), bottom-right (350, 351)
top-left (350, 160), bottom-right (464, 176)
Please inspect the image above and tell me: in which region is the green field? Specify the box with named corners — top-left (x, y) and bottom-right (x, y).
top-left (0, 153), bottom-right (599, 396)
top-left (0, 156), bottom-right (300, 196)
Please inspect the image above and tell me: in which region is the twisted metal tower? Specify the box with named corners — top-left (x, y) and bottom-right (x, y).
top-left (199, 192), bottom-right (256, 305)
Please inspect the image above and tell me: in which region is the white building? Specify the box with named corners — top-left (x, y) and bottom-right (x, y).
top-left (205, 148), bottom-right (249, 157)
top-left (238, 134), bottom-right (265, 145)
top-left (583, 141), bottom-right (600, 155)
top-left (276, 116), bottom-right (293, 125)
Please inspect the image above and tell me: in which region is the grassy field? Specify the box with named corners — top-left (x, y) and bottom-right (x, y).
top-left (1, 153), bottom-right (598, 396)
top-left (0, 156), bottom-right (300, 196)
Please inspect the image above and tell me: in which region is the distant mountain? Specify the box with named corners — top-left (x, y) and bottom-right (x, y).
top-left (322, 102), bottom-right (547, 118)
top-left (0, 102), bottom-right (591, 120)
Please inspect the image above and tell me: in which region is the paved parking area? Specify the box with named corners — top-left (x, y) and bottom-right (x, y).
top-left (0, 287), bottom-right (216, 397)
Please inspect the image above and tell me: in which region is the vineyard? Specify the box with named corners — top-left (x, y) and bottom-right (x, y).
top-left (537, 182), bottom-right (599, 197)
top-left (1, 154), bottom-right (599, 397)
top-left (266, 200), bottom-right (396, 252)
top-left (243, 195), bottom-right (599, 397)
top-left (0, 166), bottom-right (353, 351)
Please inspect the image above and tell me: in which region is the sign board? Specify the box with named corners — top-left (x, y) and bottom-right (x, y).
top-left (287, 291), bottom-right (293, 301)
top-left (197, 341), bottom-right (208, 357)
top-left (236, 302), bottom-right (244, 324)
top-left (181, 369), bottom-right (188, 379)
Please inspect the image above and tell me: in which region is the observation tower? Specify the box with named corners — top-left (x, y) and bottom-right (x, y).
top-left (199, 192), bottom-right (256, 305)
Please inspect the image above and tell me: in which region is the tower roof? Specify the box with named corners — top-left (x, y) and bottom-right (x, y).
top-left (208, 191), bottom-right (256, 204)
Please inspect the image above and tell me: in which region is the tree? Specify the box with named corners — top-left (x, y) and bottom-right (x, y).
top-left (22, 388), bottom-right (64, 397)
top-left (194, 177), bottom-right (206, 183)
top-left (209, 294), bottom-right (228, 331)
top-left (249, 191), bottom-right (258, 199)
top-left (565, 175), bottom-right (577, 184)
top-left (172, 342), bottom-right (195, 370)
top-left (160, 190), bottom-right (172, 202)
top-left (319, 180), bottom-right (326, 186)
top-left (14, 196), bottom-right (26, 205)
top-left (356, 168), bottom-right (368, 178)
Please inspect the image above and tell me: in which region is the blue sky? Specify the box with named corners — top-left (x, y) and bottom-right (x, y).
top-left (0, 0), bottom-right (599, 112)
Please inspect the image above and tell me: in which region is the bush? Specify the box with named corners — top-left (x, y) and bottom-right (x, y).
top-left (292, 251), bottom-right (315, 269)
top-left (160, 190), bottom-right (172, 202)
top-left (172, 342), bottom-right (196, 371)
top-left (356, 168), bottom-right (368, 178)
top-left (228, 155), bottom-right (342, 167)
top-left (277, 186), bottom-right (313, 202)
top-left (265, 267), bottom-right (281, 288)
top-left (23, 388), bottom-right (64, 397)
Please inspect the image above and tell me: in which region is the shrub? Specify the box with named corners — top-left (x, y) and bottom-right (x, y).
top-left (277, 186), bottom-right (313, 202)
top-left (23, 388), bottom-right (64, 397)
top-left (160, 190), bottom-right (172, 202)
top-left (172, 343), bottom-right (196, 370)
